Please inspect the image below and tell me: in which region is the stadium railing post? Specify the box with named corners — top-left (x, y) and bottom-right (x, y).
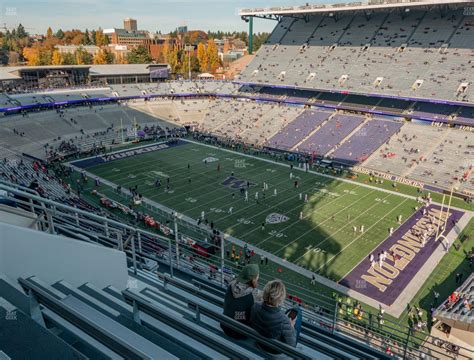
top-left (131, 232), bottom-right (138, 275)
top-left (117, 231), bottom-right (123, 251)
top-left (168, 236), bottom-right (174, 277)
top-left (220, 236), bottom-right (225, 287)
top-left (132, 299), bottom-right (142, 325)
top-left (174, 216), bottom-right (180, 268)
top-left (332, 301), bottom-right (338, 334)
top-left (28, 289), bottom-right (46, 328)
top-left (402, 327), bottom-right (411, 359)
top-left (137, 231), bottom-right (142, 254)
top-left (28, 197), bottom-right (34, 213)
top-left (47, 209), bottom-right (55, 234)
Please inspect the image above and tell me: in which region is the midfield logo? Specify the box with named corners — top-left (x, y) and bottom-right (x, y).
top-left (266, 213), bottom-right (289, 224)
top-left (203, 157), bottom-right (219, 163)
top-left (222, 176), bottom-right (256, 189)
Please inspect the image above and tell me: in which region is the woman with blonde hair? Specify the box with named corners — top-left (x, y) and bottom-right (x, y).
top-left (250, 280), bottom-right (301, 354)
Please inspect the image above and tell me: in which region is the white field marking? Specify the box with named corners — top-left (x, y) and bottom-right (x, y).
top-left (315, 198), bottom-right (410, 272)
top-left (89, 143), bottom-right (408, 222)
top-left (91, 146), bottom-right (338, 229)
top-left (180, 170), bottom-right (333, 216)
top-left (183, 139), bottom-right (472, 215)
top-left (257, 184), bottom-right (374, 249)
top-left (273, 190), bottom-right (389, 257)
top-left (67, 140), bottom-right (171, 164)
top-left (204, 177), bottom-right (339, 226)
top-left (240, 183), bottom-right (363, 244)
top-left (97, 144), bottom-right (276, 205)
top-left (95, 143), bottom-right (390, 251)
top-left (139, 148), bottom-right (341, 217)
top-left (291, 192), bottom-right (395, 263)
top-left (176, 171), bottom-right (334, 218)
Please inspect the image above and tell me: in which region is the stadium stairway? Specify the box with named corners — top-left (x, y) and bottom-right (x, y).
top-left (290, 111), bottom-right (336, 152)
top-left (130, 269), bottom-right (387, 360)
top-left (0, 265), bottom-right (390, 359)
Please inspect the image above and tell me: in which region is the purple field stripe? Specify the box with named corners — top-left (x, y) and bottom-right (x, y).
top-left (339, 205), bottom-right (464, 306)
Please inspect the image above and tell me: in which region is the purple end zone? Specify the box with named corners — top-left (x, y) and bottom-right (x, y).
top-left (71, 140), bottom-right (187, 169)
top-left (339, 205), bottom-right (464, 306)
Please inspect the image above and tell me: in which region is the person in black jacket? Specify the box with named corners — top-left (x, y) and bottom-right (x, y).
top-left (250, 279), bottom-right (302, 354)
top-left (221, 264), bottom-right (262, 339)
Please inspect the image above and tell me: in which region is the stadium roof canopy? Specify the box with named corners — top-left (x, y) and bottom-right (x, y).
top-left (0, 64), bottom-right (169, 81)
top-left (89, 64), bottom-right (168, 76)
top-left (239, 0), bottom-right (473, 17)
top-left (0, 65), bottom-right (91, 81)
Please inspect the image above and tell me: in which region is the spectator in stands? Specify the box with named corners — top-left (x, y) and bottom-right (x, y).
top-left (250, 280), bottom-right (301, 354)
top-left (221, 264), bottom-right (262, 339)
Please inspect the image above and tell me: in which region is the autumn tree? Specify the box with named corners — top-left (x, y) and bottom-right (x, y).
top-left (46, 27), bottom-right (53, 38)
top-left (51, 50), bottom-right (63, 65)
top-left (62, 52), bottom-right (75, 65)
top-left (166, 46), bottom-right (179, 73)
top-left (22, 46), bottom-right (40, 65)
top-left (75, 47), bottom-right (93, 64)
top-left (206, 39), bottom-right (220, 73)
top-left (93, 49), bottom-right (114, 64)
top-left (95, 30), bottom-right (109, 46)
top-left (196, 42), bottom-right (208, 72)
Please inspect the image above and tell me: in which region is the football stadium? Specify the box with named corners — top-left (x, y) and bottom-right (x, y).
top-left (0, 0), bottom-right (473, 359)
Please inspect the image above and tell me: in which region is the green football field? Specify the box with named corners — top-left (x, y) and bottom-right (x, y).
top-left (84, 140), bottom-right (419, 281)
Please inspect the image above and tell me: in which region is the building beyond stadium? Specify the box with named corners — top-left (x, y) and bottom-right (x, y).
top-left (0, 64), bottom-right (170, 91)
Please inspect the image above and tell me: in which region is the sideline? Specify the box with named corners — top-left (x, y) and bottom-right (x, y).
top-left (66, 139), bottom-right (473, 317)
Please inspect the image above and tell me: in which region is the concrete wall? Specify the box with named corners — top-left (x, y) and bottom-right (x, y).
top-left (0, 222), bottom-right (128, 289)
top-left (0, 205), bottom-right (38, 229)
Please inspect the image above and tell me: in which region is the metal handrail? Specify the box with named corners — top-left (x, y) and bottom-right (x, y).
top-left (2, 182), bottom-right (472, 360)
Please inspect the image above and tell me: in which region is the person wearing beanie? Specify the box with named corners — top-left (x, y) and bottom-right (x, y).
top-left (221, 264), bottom-right (262, 339)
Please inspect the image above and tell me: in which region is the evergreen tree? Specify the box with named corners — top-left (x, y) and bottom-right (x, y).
top-left (17, 24), bottom-right (28, 38)
top-left (82, 29), bottom-right (90, 45)
top-left (126, 45), bottom-right (152, 64)
top-left (55, 29), bottom-right (64, 39)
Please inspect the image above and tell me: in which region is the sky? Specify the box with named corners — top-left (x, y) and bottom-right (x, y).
top-left (1, 0), bottom-right (333, 35)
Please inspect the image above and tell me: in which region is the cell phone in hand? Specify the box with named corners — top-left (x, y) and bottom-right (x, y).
top-left (287, 309), bottom-right (297, 320)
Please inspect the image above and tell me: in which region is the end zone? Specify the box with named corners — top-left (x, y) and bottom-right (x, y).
top-left (340, 204), bottom-right (465, 309)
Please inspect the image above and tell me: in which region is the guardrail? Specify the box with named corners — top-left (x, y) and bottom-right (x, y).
top-left (1, 182), bottom-right (472, 359)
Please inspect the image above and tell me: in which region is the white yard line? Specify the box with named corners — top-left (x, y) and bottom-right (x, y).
top-left (183, 139), bottom-right (472, 215)
top-left (67, 139), bottom-right (473, 317)
top-left (260, 187), bottom-right (376, 250)
top-left (237, 184), bottom-right (358, 242)
top-left (316, 198), bottom-right (409, 272)
top-left (291, 192), bottom-right (394, 263)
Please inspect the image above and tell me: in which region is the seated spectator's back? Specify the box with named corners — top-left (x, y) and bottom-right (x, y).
top-left (221, 264), bottom-right (262, 339)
